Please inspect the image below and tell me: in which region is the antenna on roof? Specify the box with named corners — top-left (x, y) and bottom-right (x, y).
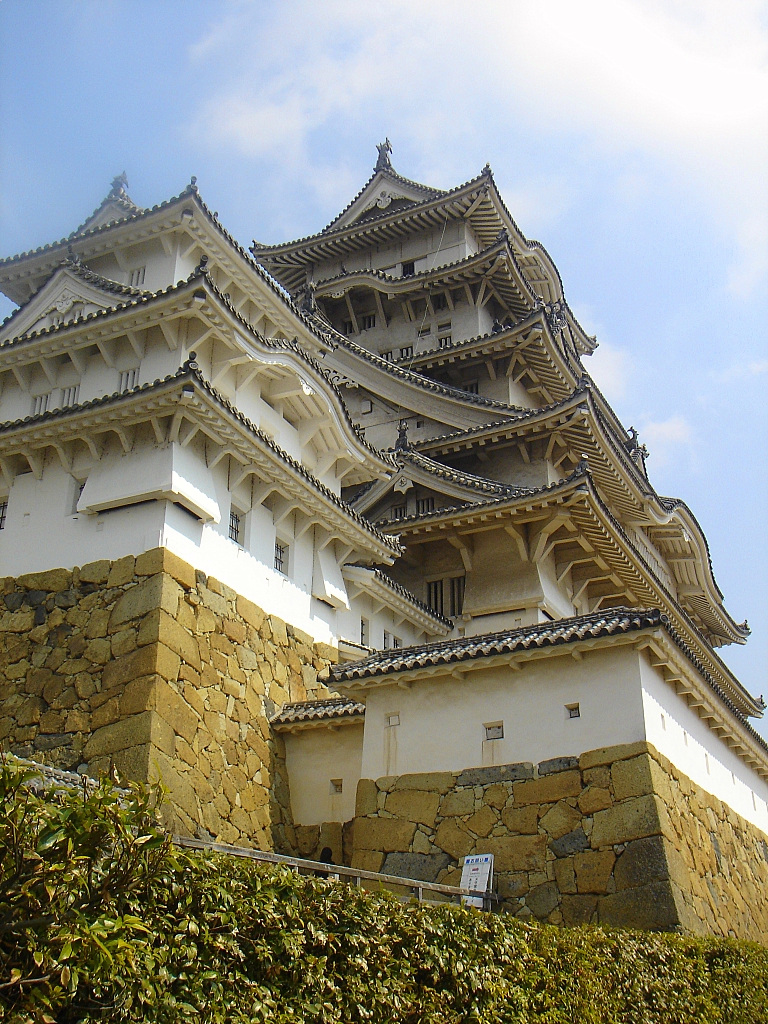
top-left (375, 138), bottom-right (393, 172)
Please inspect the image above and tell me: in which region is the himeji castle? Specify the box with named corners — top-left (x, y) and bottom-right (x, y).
top-left (1, 146), bottom-right (766, 938)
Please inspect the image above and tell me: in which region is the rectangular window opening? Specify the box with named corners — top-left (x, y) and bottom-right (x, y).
top-left (402, 261), bottom-right (415, 277)
top-left (432, 294), bottom-right (448, 312)
top-left (60, 385), bottom-right (80, 409)
top-left (330, 779), bottom-right (343, 795)
top-left (438, 335), bottom-right (452, 348)
top-left (566, 703), bottom-right (581, 719)
top-left (426, 580), bottom-right (444, 616)
top-left (32, 393), bottom-right (50, 416)
top-left (381, 350), bottom-right (393, 362)
top-left (361, 314), bottom-right (376, 331)
top-left (449, 575), bottom-right (465, 617)
top-left (274, 540), bottom-right (288, 573)
top-left (360, 617), bottom-right (369, 646)
top-left (485, 722), bottom-right (504, 741)
top-left (392, 504), bottom-right (407, 520)
top-left (229, 509), bottom-right (243, 545)
top-left (418, 326), bottom-right (432, 338)
top-left (464, 380), bottom-right (479, 395)
top-left (0, 501), bottom-right (7, 530)
top-left (119, 368), bottom-right (140, 393)
top-left (343, 320), bottom-right (355, 335)
top-left (129, 266), bottom-right (146, 288)
top-left (387, 713), bottom-right (400, 727)
top-left (416, 496), bottom-right (435, 515)
top-left (400, 346), bottom-right (413, 360)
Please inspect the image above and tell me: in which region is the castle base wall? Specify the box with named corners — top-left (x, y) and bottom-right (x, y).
top-left (0, 549), bottom-right (336, 851)
top-left (350, 741), bottom-right (768, 941)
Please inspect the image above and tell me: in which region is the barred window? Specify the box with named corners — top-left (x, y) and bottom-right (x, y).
top-left (416, 497), bottom-right (434, 515)
top-left (129, 266), bottom-right (146, 287)
top-left (360, 617), bottom-right (369, 646)
top-left (464, 380), bottom-right (479, 395)
top-left (381, 350), bottom-right (394, 362)
top-left (343, 320), bottom-right (355, 335)
top-left (274, 540), bottom-right (288, 574)
top-left (449, 575), bottom-right (465, 617)
top-left (60, 385), bottom-right (80, 408)
top-left (229, 510), bottom-right (242, 545)
top-left (426, 580), bottom-right (444, 616)
top-left (392, 504), bottom-right (407, 520)
top-left (32, 393), bottom-right (50, 416)
top-left (119, 368), bottom-right (140, 393)
top-left (0, 501), bottom-right (7, 530)
top-left (432, 293), bottom-right (448, 312)
top-left (361, 314), bottom-right (376, 331)
top-left (399, 346), bottom-right (413, 359)
top-left (402, 261), bottom-right (415, 277)
top-left (438, 335), bottom-right (452, 348)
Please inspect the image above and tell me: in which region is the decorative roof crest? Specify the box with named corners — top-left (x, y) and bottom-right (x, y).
top-left (109, 172), bottom-right (129, 197)
top-left (375, 138), bottom-right (393, 172)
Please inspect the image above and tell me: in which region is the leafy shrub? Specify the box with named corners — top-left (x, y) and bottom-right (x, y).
top-left (1, 758), bottom-right (767, 1023)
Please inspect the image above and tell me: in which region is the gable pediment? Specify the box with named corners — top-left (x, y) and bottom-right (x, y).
top-left (0, 264), bottom-right (136, 342)
top-left (331, 170), bottom-right (440, 232)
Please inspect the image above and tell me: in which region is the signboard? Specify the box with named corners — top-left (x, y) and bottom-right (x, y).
top-left (460, 853), bottom-right (494, 908)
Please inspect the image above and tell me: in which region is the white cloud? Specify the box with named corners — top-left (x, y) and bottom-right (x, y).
top-left (713, 358), bottom-right (768, 383)
top-left (185, 0), bottom-right (768, 289)
top-left (585, 341), bottom-right (634, 404)
top-left (640, 414), bottom-right (694, 469)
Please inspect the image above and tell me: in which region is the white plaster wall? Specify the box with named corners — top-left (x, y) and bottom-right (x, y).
top-left (283, 723), bottom-right (364, 825)
top-left (359, 645), bottom-right (647, 779)
top-left (639, 652), bottom-right (768, 832)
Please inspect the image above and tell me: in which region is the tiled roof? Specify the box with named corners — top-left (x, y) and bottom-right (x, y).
top-left (270, 696), bottom-right (365, 727)
top-left (345, 565), bottom-right (454, 630)
top-left (330, 608), bottom-right (665, 682)
top-left (395, 448), bottom-right (519, 497)
top-left (0, 359), bottom-right (401, 556)
top-left (5, 754), bottom-right (99, 791)
top-left (320, 165), bottom-right (444, 234)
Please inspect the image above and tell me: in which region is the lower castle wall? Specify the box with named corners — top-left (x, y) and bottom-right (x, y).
top-left (0, 549), bottom-right (335, 850)
top-left (350, 741), bottom-right (768, 941)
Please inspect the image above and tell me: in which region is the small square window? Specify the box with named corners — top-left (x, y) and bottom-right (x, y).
top-left (400, 346), bottom-right (413, 359)
top-left (402, 261), bottom-right (415, 277)
top-left (330, 779), bottom-right (343, 794)
top-left (485, 722), bottom-right (504, 741)
top-left (566, 703), bottom-right (580, 719)
top-left (361, 314), bottom-right (376, 331)
top-left (0, 501), bottom-right (7, 530)
top-left (416, 497), bottom-right (434, 515)
top-left (418, 326), bottom-right (432, 338)
top-left (387, 713), bottom-right (400, 727)
top-left (229, 509), bottom-right (243, 545)
top-left (129, 266), bottom-right (146, 288)
top-left (437, 321), bottom-right (452, 334)
top-left (274, 540), bottom-right (288, 573)
top-left (361, 398), bottom-right (373, 414)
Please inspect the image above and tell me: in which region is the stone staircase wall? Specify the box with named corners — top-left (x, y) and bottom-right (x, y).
top-left (351, 741), bottom-right (768, 941)
top-left (0, 549), bottom-right (336, 851)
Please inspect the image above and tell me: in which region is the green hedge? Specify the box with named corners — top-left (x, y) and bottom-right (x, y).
top-left (1, 759), bottom-right (767, 1023)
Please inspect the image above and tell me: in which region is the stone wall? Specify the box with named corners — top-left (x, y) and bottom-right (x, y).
top-left (351, 741), bottom-right (768, 941)
top-left (0, 549), bottom-right (336, 851)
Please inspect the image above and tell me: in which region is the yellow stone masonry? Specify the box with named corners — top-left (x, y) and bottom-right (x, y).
top-left (0, 549), bottom-right (336, 851)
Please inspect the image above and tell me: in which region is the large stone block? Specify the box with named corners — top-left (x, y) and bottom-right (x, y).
top-left (356, 778), bottom-right (378, 817)
top-left (138, 608), bottom-right (201, 670)
top-left (573, 850), bottom-right (615, 894)
top-left (110, 574), bottom-right (181, 629)
top-left (561, 894), bottom-right (598, 926)
top-left (79, 560), bottom-right (111, 584)
top-left (351, 850), bottom-right (384, 872)
top-left (102, 643), bottom-right (172, 690)
top-left (385, 789), bottom-right (440, 827)
top-left (393, 772), bottom-right (455, 794)
top-left (539, 800), bottom-right (582, 840)
top-left (17, 568), bottom-right (72, 592)
top-left (439, 789), bottom-right (476, 817)
top-left (538, 756), bottom-right (579, 776)
top-left (598, 880), bottom-right (682, 931)
top-left (612, 754), bottom-right (672, 804)
top-left (590, 794), bottom-right (665, 849)
top-left (354, 817), bottom-right (416, 852)
top-left (501, 804), bottom-right (539, 835)
top-left (465, 805), bottom-right (498, 838)
top-left (434, 819), bottom-right (474, 860)
top-left (456, 763), bottom-right (533, 788)
top-left (550, 828), bottom-right (590, 858)
top-left (83, 710), bottom-right (174, 760)
top-left (476, 835), bottom-right (547, 873)
top-left (526, 881), bottom-right (560, 919)
top-left (614, 835), bottom-right (673, 891)
top-left (579, 741), bottom-right (650, 771)
top-left (512, 770), bottom-right (582, 806)
top-left (578, 786), bottom-right (613, 815)
top-left (382, 852), bottom-right (450, 883)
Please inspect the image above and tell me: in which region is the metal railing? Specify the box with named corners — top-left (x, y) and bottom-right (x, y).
top-left (174, 835), bottom-right (498, 910)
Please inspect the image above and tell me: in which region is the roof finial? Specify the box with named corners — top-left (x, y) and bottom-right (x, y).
top-left (395, 418), bottom-right (410, 450)
top-left (375, 138), bottom-right (393, 172)
top-left (109, 171), bottom-right (129, 197)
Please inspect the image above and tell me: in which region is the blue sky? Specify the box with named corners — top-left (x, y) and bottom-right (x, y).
top-left (1, 1), bottom-right (767, 728)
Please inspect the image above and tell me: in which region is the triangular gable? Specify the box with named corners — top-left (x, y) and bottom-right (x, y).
top-left (74, 174), bottom-right (144, 235)
top-left (0, 263), bottom-right (141, 341)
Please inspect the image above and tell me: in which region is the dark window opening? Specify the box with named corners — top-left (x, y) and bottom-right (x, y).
top-left (402, 261), bottom-right (415, 277)
top-left (416, 497), bottom-right (434, 515)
